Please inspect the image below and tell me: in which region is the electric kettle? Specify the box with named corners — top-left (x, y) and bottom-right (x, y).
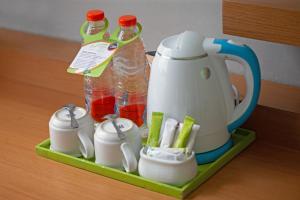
top-left (147, 31), bottom-right (260, 164)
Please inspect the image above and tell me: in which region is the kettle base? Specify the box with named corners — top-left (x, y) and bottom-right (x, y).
top-left (195, 138), bottom-right (233, 164)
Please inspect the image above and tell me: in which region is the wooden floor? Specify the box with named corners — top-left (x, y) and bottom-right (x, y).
top-left (0, 29), bottom-right (299, 200)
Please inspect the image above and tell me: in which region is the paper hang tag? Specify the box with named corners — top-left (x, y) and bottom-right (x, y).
top-left (67, 41), bottom-right (118, 76)
top-left (67, 23), bottom-right (142, 77)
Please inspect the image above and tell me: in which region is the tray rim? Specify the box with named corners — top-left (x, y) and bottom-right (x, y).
top-left (35, 128), bottom-right (255, 199)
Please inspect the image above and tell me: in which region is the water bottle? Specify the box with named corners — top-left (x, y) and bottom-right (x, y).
top-left (83, 9), bottom-right (115, 122)
top-left (112, 15), bottom-right (149, 127)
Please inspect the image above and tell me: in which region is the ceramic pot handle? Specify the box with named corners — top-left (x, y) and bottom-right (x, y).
top-left (78, 129), bottom-right (94, 159)
top-left (120, 143), bottom-right (137, 173)
top-left (203, 38), bottom-right (261, 132)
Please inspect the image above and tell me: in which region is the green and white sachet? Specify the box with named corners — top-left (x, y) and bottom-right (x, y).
top-left (173, 116), bottom-right (195, 148)
top-left (147, 112), bottom-right (164, 147)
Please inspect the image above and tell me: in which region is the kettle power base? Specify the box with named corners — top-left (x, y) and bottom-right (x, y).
top-left (35, 128), bottom-right (255, 199)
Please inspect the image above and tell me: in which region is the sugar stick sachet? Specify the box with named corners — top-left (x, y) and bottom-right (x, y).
top-left (173, 116), bottom-right (195, 148)
top-left (146, 112), bottom-right (164, 147)
top-left (186, 124), bottom-right (200, 153)
top-left (160, 118), bottom-right (178, 148)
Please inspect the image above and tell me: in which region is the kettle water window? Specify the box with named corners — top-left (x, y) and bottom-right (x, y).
top-left (200, 67), bottom-right (211, 79)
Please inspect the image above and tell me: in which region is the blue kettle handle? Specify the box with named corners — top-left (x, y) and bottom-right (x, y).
top-left (203, 38), bottom-right (261, 132)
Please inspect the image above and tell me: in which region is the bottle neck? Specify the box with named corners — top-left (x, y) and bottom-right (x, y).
top-left (86, 20), bottom-right (105, 35)
top-left (118, 25), bottom-right (137, 41)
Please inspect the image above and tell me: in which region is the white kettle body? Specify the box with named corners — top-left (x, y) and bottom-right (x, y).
top-left (147, 31), bottom-right (260, 164)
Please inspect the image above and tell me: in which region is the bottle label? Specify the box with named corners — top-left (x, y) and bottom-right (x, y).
top-left (119, 104), bottom-right (146, 127)
top-left (91, 95), bottom-right (116, 122)
top-left (67, 41), bottom-right (118, 76)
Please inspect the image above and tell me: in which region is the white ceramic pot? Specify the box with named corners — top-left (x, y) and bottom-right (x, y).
top-left (49, 106), bottom-right (94, 158)
top-left (138, 148), bottom-right (198, 186)
top-left (94, 118), bottom-right (141, 172)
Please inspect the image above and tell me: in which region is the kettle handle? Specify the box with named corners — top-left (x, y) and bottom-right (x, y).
top-left (203, 38), bottom-right (261, 132)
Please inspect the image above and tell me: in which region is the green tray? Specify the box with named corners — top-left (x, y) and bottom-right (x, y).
top-left (35, 128), bottom-right (255, 199)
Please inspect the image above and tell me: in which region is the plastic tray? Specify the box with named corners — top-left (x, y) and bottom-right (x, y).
top-left (35, 128), bottom-right (255, 199)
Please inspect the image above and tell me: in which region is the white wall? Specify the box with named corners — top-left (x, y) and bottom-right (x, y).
top-left (1, 0), bottom-right (300, 87)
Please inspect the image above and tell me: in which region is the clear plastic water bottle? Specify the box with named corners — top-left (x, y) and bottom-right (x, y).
top-left (112, 15), bottom-right (149, 127)
top-left (84, 9), bottom-right (115, 122)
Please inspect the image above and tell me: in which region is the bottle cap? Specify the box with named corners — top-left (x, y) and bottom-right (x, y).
top-left (119, 15), bottom-right (137, 27)
top-left (86, 9), bottom-right (105, 21)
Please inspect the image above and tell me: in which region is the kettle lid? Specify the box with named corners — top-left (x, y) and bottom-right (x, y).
top-left (157, 31), bottom-right (206, 59)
